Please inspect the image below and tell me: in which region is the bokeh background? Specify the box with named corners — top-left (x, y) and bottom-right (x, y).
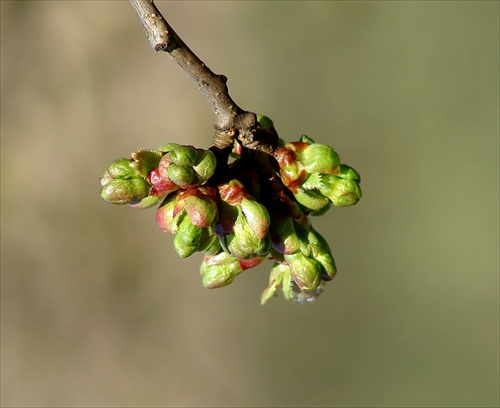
top-left (1, 1), bottom-right (498, 407)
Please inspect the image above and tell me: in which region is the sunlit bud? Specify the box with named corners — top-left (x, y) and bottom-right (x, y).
top-left (167, 164), bottom-right (197, 187)
top-left (293, 187), bottom-right (331, 212)
top-left (295, 143), bottom-right (341, 175)
top-left (193, 149), bottom-right (217, 182)
top-left (200, 251), bottom-right (243, 288)
top-left (217, 187), bottom-right (271, 259)
top-left (240, 198), bottom-right (270, 240)
top-left (172, 213), bottom-right (216, 258)
top-left (225, 207), bottom-right (271, 259)
top-left (163, 145), bottom-right (217, 187)
top-left (102, 158), bottom-right (142, 181)
top-left (157, 143), bottom-right (180, 153)
top-left (175, 188), bottom-right (218, 228)
top-left (285, 252), bottom-right (322, 291)
top-left (130, 149), bottom-right (164, 178)
top-left (306, 229), bottom-right (337, 281)
top-left (100, 177), bottom-right (150, 205)
top-left (319, 164), bottom-right (362, 207)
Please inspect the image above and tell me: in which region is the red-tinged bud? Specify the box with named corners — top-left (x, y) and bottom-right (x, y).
top-left (148, 168), bottom-right (179, 197)
top-left (155, 194), bottom-right (177, 232)
top-left (271, 148), bottom-right (307, 190)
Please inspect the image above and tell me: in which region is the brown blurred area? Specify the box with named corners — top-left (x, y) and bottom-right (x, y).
top-left (1, 1), bottom-right (498, 406)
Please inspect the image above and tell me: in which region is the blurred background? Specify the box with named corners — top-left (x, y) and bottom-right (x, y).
top-left (1, 1), bottom-right (498, 407)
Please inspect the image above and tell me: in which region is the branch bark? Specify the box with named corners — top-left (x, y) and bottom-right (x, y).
top-left (129, 0), bottom-right (275, 151)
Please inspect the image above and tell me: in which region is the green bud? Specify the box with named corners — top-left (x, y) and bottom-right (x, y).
top-left (169, 145), bottom-right (199, 167)
top-left (285, 252), bottom-right (322, 291)
top-left (200, 251), bottom-right (243, 288)
top-left (319, 164), bottom-right (362, 207)
top-left (193, 150), bottom-right (217, 182)
top-left (218, 194), bottom-right (271, 260)
top-left (295, 143), bottom-right (341, 175)
top-left (172, 213), bottom-right (216, 258)
top-left (225, 208), bottom-right (271, 259)
top-left (306, 229), bottom-right (336, 281)
top-left (100, 177), bottom-right (149, 204)
top-left (103, 158), bottom-right (142, 180)
top-left (157, 189), bottom-right (218, 257)
top-left (240, 198), bottom-right (270, 240)
top-left (158, 143), bottom-right (180, 153)
top-left (293, 187), bottom-right (331, 212)
top-left (261, 260), bottom-right (326, 304)
top-left (160, 146), bottom-right (217, 188)
top-left (167, 163), bottom-right (197, 187)
top-left (130, 149), bottom-right (164, 178)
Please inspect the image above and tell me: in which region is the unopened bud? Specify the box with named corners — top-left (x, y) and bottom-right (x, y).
top-left (285, 252), bottom-right (322, 291)
top-left (319, 164), bottom-right (362, 207)
top-left (100, 177), bottom-right (149, 204)
top-left (295, 142), bottom-right (341, 175)
top-left (200, 251), bottom-right (243, 288)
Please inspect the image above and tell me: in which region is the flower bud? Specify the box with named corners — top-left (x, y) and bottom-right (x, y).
top-left (318, 164), bottom-right (362, 207)
top-left (217, 181), bottom-right (271, 260)
top-left (167, 164), bottom-right (197, 187)
top-left (295, 142), bottom-right (341, 175)
top-left (148, 168), bottom-right (179, 197)
top-left (200, 251), bottom-right (243, 288)
top-left (271, 147), bottom-right (306, 188)
top-left (155, 193), bottom-right (177, 232)
top-left (261, 260), bottom-right (326, 304)
top-left (102, 158), bottom-right (141, 180)
top-left (156, 188), bottom-right (218, 258)
top-left (284, 252), bottom-right (322, 291)
top-left (306, 228), bottom-right (337, 281)
top-left (293, 187), bottom-right (331, 212)
top-left (130, 149), bottom-right (164, 178)
top-left (100, 176), bottom-right (150, 204)
top-left (172, 213), bottom-right (217, 258)
top-left (163, 145), bottom-right (217, 187)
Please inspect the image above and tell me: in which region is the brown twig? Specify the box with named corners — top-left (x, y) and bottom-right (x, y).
top-left (129, 0), bottom-right (277, 152)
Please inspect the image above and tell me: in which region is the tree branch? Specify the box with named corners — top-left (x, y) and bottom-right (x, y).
top-left (129, 0), bottom-right (275, 151)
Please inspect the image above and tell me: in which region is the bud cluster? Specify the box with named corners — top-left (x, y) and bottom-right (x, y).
top-left (100, 116), bottom-right (361, 304)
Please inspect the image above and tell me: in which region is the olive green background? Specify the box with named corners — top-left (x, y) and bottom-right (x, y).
top-left (1, 1), bottom-right (498, 407)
